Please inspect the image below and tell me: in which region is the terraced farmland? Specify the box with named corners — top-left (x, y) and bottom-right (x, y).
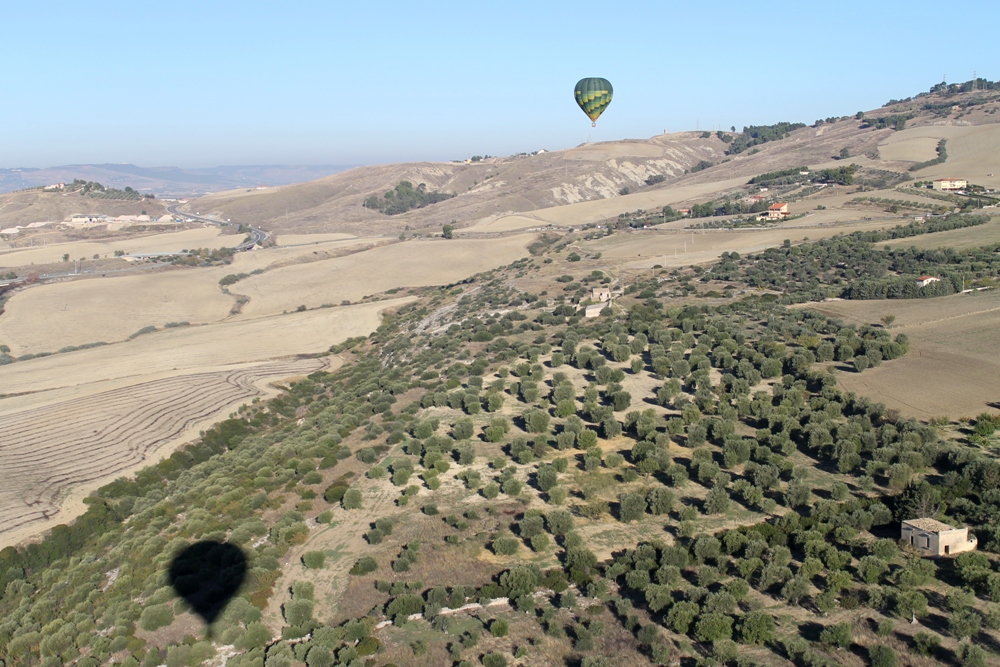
top-left (0, 357), bottom-right (324, 542)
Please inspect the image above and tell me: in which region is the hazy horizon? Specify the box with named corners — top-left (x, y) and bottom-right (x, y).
top-left (4, 0), bottom-right (998, 168)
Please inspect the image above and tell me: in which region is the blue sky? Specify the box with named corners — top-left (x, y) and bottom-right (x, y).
top-left (3, 0), bottom-right (997, 167)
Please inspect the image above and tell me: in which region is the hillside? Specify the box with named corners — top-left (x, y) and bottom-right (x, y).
top-left (0, 187), bottom-right (168, 229)
top-left (183, 87), bottom-right (1000, 239)
top-left (2, 80), bottom-right (1000, 667)
top-left (0, 164), bottom-right (357, 196)
top-left (3, 213), bottom-right (1000, 666)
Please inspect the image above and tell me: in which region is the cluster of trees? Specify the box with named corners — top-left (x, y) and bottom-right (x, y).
top-left (861, 113), bottom-right (912, 131)
top-left (723, 122), bottom-right (807, 155)
top-left (812, 164), bottom-right (858, 185)
top-left (363, 180), bottom-right (454, 215)
top-left (729, 215), bottom-right (995, 302)
top-left (66, 179), bottom-right (147, 201)
top-left (928, 78), bottom-right (1000, 95)
top-left (4, 240), bottom-right (1000, 666)
top-left (748, 166), bottom-right (809, 187)
top-left (171, 245), bottom-right (236, 267)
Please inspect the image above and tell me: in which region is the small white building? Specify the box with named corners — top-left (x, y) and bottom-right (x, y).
top-left (902, 518), bottom-right (977, 556)
top-left (584, 304), bottom-right (604, 318)
top-left (917, 275), bottom-right (940, 288)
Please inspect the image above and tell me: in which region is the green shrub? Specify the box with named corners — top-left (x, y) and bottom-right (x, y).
top-left (324, 484), bottom-right (348, 503)
top-left (491, 618), bottom-right (509, 637)
top-left (869, 645), bottom-right (896, 667)
top-left (483, 652), bottom-right (508, 667)
top-left (350, 556), bottom-right (378, 575)
top-left (139, 604), bottom-right (174, 631)
top-left (343, 488), bottom-right (362, 509)
top-left (302, 551), bottom-right (326, 569)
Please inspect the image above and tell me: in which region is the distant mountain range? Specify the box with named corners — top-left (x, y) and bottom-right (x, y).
top-left (0, 164), bottom-right (358, 196)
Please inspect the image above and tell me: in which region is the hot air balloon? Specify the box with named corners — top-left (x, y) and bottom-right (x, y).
top-left (574, 77), bottom-right (613, 127)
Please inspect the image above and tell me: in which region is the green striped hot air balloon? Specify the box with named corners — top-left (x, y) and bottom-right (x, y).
top-left (574, 77), bottom-right (613, 126)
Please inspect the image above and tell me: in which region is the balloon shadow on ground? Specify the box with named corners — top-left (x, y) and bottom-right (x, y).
top-left (168, 541), bottom-right (248, 637)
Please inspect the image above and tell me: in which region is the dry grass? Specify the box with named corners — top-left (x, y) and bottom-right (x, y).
top-left (0, 298), bottom-right (410, 403)
top-left (883, 216), bottom-right (1000, 250)
top-left (0, 226), bottom-right (228, 268)
top-left (0, 298), bottom-right (410, 547)
top-left (0, 189), bottom-right (167, 228)
top-left (0, 358), bottom-right (324, 547)
top-left (273, 232), bottom-right (358, 246)
top-left (579, 218), bottom-right (914, 269)
top-left (232, 235), bottom-right (534, 319)
top-left (877, 123), bottom-right (1000, 189)
top-left (0, 270), bottom-right (235, 355)
top-left (805, 291), bottom-right (1000, 418)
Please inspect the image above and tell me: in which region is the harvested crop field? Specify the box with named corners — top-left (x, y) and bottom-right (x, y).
top-left (804, 291), bottom-right (1000, 418)
top-left (462, 214), bottom-right (557, 233)
top-left (0, 270), bottom-right (235, 355)
top-left (0, 298), bottom-right (411, 406)
top-left (0, 226), bottom-right (228, 268)
top-left (883, 216), bottom-right (1000, 250)
top-left (582, 218), bottom-right (914, 268)
top-left (877, 124), bottom-right (1000, 189)
top-left (231, 234), bottom-right (534, 319)
top-left (274, 232), bottom-right (358, 246)
top-left (0, 298), bottom-right (412, 546)
top-left (0, 358), bottom-right (324, 545)
top-left (0, 236), bottom-right (396, 355)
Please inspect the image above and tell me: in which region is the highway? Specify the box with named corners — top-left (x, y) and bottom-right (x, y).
top-left (166, 205), bottom-right (269, 250)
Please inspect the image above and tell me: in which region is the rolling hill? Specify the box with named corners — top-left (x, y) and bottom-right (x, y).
top-left (183, 87), bottom-right (1000, 237)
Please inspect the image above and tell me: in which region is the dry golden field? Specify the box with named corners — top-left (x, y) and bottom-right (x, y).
top-left (0, 298), bottom-right (410, 404)
top-left (878, 124), bottom-right (1000, 188)
top-left (0, 358), bottom-right (323, 545)
top-left (883, 216), bottom-right (1000, 250)
top-left (580, 218), bottom-right (914, 269)
top-left (231, 235), bottom-right (534, 319)
top-left (806, 291), bottom-right (1000, 418)
top-left (274, 232), bottom-right (359, 245)
top-left (0, 298), bottom-right (412, 546)
top-left (0, 226), bottom-right (228, 268)
top-left (0, 270), bottom-right (235, 355)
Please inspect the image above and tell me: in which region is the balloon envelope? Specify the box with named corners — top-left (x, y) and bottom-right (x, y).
top-left (574, 78), bottom-right (613, 124)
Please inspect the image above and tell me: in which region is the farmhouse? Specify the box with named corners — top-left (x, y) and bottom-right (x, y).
top-left (901, 518), bottom-right (977, 556)
top-left (760, 202), bottom-right (789, 220)
top-left (592, 287), bottom-right (611, 302)
top-left (916, 275), bottom-right (940, 288)
top-left (933, 178), bottom-right (968, 191)
top-left (584, 304), bottom-right (604, 318)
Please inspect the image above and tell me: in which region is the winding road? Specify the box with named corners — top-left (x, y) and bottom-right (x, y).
top-left (166, 204), bottom-right (269, 250)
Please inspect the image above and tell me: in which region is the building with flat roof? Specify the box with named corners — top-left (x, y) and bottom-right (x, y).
top-left (933, 178), bottom-right (968, 191)
top-left (760, 202), bottom-right (789, 220)
top-left (592, 287), bottom-right (611, 302)
top-left (902, 518), bottom-right (977, 556)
